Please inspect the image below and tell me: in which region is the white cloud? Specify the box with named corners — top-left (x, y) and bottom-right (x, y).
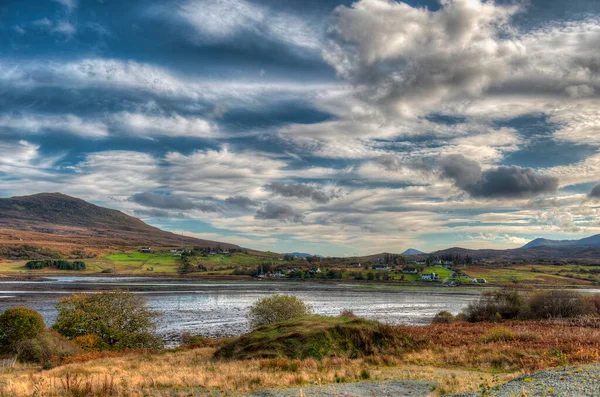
top-left (52, 0), bottom-right (77, 10)
top-left (0, 114), bottom-right (108, 137)
top-left (114, 112), bottom-right (218, 138)
top-left (177, 0), bottom-right (321, 51)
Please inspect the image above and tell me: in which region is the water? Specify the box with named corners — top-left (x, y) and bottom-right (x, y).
top-left (0, 277), bottom-right (481, 343)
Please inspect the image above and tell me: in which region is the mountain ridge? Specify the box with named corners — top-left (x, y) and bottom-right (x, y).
top-left (0, 192), bottom-right (238, 249)
top-left (401, 248), bottom-right (426, 255)
top-left (521, 235), bottom-right (600, 249)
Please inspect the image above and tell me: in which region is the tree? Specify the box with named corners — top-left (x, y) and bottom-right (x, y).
top-left (0, 307), bottom-right (45, 349)
top-left (53, 291), bottom-right (162, 350)
top-left (247, 294), bottom-right (311, 329)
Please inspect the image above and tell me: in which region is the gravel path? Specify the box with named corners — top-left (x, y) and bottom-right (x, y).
top-left (450, 364), bottom-right (600, 397)
top-left (247, 380), bottom-right (437, 397)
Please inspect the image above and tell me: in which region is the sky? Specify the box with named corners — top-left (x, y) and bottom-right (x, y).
top-left (1, 0), bottom-right (600, 256)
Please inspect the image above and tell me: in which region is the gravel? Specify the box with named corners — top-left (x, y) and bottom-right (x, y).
top-left (450, 364), bottom-right (600, 397)
top-left (247, 379), bottom-right (437, 397)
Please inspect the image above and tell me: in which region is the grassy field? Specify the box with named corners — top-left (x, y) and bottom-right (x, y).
top-left (464, 264), bottom-right (595, 285)
top-left (0, 251), bottom-right (276, 276)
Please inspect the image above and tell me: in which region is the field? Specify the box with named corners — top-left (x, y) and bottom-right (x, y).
top-left (464, 264), bottom-right (597, 286)
top-left (0, 250), bottom-right (280, 277)
top-left (3, 317), bottom-right (600, 396)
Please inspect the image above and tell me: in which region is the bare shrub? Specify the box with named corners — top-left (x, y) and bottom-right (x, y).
top-left (527, 290), bottom-right (596, 319)
top-left (463, 288), bottom-right (524, 322)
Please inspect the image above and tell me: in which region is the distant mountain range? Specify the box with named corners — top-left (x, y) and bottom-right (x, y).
top-left (284, 252), bottom-right (324, 258)
top-left (0, 193), bottom-right (238, 249)
top-left (401, 248), bottom-right (426, 255)
top-left (4, 192), bottom-right (600, 264)
top-left (521, 235), bottom-right (600, 249)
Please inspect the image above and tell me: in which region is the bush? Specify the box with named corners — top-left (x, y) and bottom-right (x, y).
top-left (181, 332), bottom-right (218, 349)
top-left (339, 309), bottom-right (357, 318)
top-left (247, 294), bottom-right (311, 329)
top-left (432, 310), bottom-right (454, 324)
top-left (0, 306), bottom-right (46, 350)
top-left (527, 290), bottom-right (596, 319)
top-left (14, 329), bottom-right (80, 364)
top-left (53, 291), bottom-right (163, 351)
top-left (72, 334), bottom-right (107, 352)
top-left (463, 288), bottom-right (524, 322)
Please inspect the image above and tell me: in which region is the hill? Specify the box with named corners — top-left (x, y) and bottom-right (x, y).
top-left (283, 252), bottom-right (323, 258)
top-left (522, 235), bottom-right (600, 249)
top-left (0, 193), bottom-right (238, 251)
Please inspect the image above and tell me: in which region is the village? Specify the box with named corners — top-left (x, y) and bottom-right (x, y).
top-left (138, 246), bottom-right (487, 284)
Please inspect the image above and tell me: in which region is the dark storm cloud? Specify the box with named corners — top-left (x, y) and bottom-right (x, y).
top-left (438, 155), bottom-right (558, 199)
top-left (225, 195), bottom-right (260, 208)
top-left (255, 202), bottom-right (305, 223)
top-left (589, 184), bottom-right (600, 199)
top-left (438, 154), bottom-right (482, 188)
top-left (129, 192), bottom-right (221, 212)
top-left (264, 182), bottom-right (340, 204)
top-left (133, 208), bottom-right (185, 218)
top-left (376, 154), bottom-right (434, 173)
top-left (469, 166), bottom-right (559, 199)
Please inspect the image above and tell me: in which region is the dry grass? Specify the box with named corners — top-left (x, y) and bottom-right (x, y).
top-left (1, 320), bottom-right (599, 396)
top-left (400, 320), bottom-right (600, 372)
top-left (0, 348), bottom-right (508, 396)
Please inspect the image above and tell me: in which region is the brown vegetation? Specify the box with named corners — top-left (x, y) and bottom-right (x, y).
top-left (2, 318), bottom-right (600, 396)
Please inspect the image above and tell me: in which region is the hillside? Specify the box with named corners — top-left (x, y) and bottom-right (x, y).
top-left (0, 193), bottom-right (238, 250)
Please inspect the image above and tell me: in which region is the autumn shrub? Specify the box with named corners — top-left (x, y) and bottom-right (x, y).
top-left (339, 309), bottom-right (357, 318)
top-left (432, 310), bottom-right (455, 324)
top-left (72, 334), bottom-right (107, 352)
top-left (53, 291), bottom-right (162, 351)
top-left (247, 294), bottom-right (312, 329)
top-left (464, 288), bottom-right (524, 322)
top-left (527, 290), bottom-right (596, 319)
top-left (14, 329), bottom-right (80, 364)
top-left (0, 306), bottom-right (45, 351)
top-left (181, 332), bottom-right (218, 349)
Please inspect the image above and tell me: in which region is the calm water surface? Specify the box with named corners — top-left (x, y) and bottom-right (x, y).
top-left (0, 277), bottom-right (482, 343)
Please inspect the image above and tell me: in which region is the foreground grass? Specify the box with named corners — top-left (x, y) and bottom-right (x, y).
top-left (0, 348), bottom-right (509, 396)
top-left (2, 317), bottom-right (600, 396)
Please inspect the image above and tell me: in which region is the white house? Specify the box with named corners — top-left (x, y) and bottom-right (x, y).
top-left (373, 265), bottom-right (390, 271)
top-left (421, 273), bottom-right (439, 281)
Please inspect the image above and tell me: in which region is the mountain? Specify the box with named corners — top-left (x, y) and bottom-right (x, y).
top-left (521, 235), bottom-right (600, 249)
top-left (0, 193), bottom-right (238, 249)
top-left (284, 252), bottom-right (324, 258)
top-left (401, 248), bottom-right (426, 256)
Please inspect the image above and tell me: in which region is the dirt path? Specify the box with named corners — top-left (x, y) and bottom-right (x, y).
top-left (246, 379), bottom-right (436, 397)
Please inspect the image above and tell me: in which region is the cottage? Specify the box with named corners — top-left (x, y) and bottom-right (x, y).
top-left (421, 273), bottom-right (439, 281)
top-left (472, 278), bottom-right (487, 284)
top-left (349, 262), bottom-right (362, 268)
top-left (373, 265), bottom-right (390, 271)
top-left (139, 247), bottom-right (151, 253)
top-left (222, 249), bottom-right (230, 254)
top-left (402, 267), bottom-right (418, 274)
top-left (308, 267), bottom-right (322, 274)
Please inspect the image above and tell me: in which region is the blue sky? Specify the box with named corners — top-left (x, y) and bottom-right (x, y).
top-left (1, 0), bottom-right (600, 256)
